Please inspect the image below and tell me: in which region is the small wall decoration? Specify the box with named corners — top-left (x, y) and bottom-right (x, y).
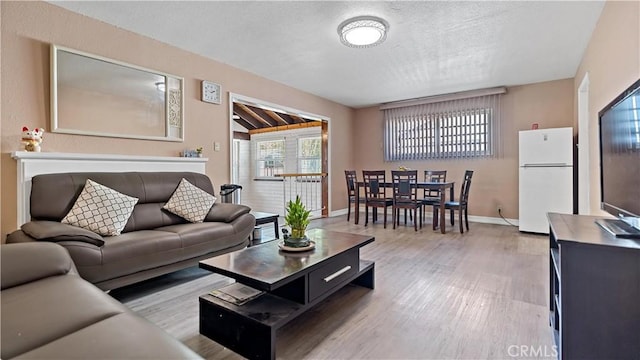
top-left (21, 126), bottom-right (44, 152)
top-left (181, 148), bottom-right (203, 158)
top-left (168, 89), bottom-right (182, 127)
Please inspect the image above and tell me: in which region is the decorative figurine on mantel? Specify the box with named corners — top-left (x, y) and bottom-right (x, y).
top-left (21, 126), bottom-right (44, 152)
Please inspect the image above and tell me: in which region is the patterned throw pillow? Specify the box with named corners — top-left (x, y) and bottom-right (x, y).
top-left (61, 179), bottom-right (139, 236)
top-left (163, 178), bottom-right (216, 223)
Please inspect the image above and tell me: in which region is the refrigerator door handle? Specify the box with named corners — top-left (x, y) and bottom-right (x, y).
top-left (522, 163), bottom-right (571, 168)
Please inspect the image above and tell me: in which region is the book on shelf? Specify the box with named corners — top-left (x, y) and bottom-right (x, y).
top-left (209, 282), bottom-right (264, 305)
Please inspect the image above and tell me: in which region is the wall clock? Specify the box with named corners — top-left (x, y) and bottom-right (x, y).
top-left (201, 80), bottom-right (221, 104)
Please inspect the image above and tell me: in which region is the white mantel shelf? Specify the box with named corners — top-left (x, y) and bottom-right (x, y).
top-left (12, 151), bottom-right (208, 227)
top-left (11, 151), bottom-right (208, 163)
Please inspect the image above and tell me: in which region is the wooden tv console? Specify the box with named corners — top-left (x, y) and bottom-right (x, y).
top-left (547, 213), bottom-right (640, 359)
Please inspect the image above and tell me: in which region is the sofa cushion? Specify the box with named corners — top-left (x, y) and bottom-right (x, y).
top-left (156, 222), bottom-right (237, 248)
top-left (67, 230), bottom-right (184, 284)
top-left (163, 178), bottom-right (216, 223)
top-left (15, 313), bottom-right (202, 360)
top-left (21, 220), bottom-right (105, 246)
top-left (62, 179), bottom-right (138, 236)
top-left (0, 274), bottom-right (125, 359)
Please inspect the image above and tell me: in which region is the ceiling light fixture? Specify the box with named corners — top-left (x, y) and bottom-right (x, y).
top-left (338, 16), bottom-right (388, 48)
top-left (155, 82), bottom-right (166, 92)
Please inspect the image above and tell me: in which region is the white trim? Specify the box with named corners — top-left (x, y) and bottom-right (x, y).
top-left (578, 73), bottom-right (591, 215)
top-left (11, 151), bottom-right (207, 228)
top-left (380, 86), bottom-right (507, 110)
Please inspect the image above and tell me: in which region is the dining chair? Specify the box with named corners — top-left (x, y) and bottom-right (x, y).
top-left (362, 170), bottom-right (393, 228)
top-left (391, 170), bottom-right (422, 231)
top-left (421, 170), bottom-right (447, 224)
top-left (433, 170), bottom-right (474, 233)
top-left (344, 170), bottom-right (358, 222)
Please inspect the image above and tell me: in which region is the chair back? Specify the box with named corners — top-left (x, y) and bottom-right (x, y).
top-left (424, 170), bottom-right (447, 198)
top-left (345, 170), bottom-right (357, 198)
top-left (459, 170), bottom-right (474, 205)
top-left (392, 170), bottom-right (419, 204)
top-left (362, 170), bottom-right (387, 201)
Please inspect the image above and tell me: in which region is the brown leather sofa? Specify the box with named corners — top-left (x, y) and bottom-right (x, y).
top-left (6, 172), bottom-right (255, 290)
top-left (1, 242), bottom-right (203, 359)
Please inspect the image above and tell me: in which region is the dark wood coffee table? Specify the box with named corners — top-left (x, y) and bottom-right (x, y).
top-left (199, 228), bottom-right (375, 360)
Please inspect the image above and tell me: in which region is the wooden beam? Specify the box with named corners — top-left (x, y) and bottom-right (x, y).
top-left (234, 117), bottom-right (258, 130)
top-left (250, 108), bottom-right (279, 127)
top-left (265, 110), bottom-right (289, 125)
top-left (237, 103), bottom-right (272, 127)
top-left (248, 121), bottom-right (321, 135)
top-left (233, 131), bottom-right (250, 140)
top-left (321, 120), bottom-right (328, 218)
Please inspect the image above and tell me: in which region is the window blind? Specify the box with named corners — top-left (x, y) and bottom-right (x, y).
top-left (383, 94), bottom-right (502, 161)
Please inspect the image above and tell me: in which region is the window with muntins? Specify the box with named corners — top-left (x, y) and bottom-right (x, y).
top-left (298, 136), bottom-right (321, 173)
top-left (256, 139), bottom-right (285, 177)
top-left (383, 94), bottom-right (502, 161)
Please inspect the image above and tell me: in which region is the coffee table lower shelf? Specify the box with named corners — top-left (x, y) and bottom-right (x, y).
top-left (199, 260), bottom-right (374, 360)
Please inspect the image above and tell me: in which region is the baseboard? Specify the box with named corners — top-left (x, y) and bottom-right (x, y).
top-left (329, 207), bottom-right (519, 226)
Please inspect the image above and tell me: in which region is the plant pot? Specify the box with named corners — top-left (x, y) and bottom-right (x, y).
top-left (284, 228), bottom-right (310, 248)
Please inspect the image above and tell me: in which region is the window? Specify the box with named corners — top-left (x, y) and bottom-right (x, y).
top-left (383, 94), bottom-right (502, 160)
top-left (298, 136), bottom-right (321, 173)
top-left (256, 139), bottom-right (284, 177)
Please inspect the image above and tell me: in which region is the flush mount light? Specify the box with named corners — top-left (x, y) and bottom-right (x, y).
top-left (338, 16), bottom-right (388, 48)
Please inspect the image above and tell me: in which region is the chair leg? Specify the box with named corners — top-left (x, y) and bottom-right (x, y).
top-left (347, 202), bottom-right (351, 222)
top-left (465, 207), bottom-right (469, 231)
top-left (459, 209), bottom-right (464, 233)
top-left (433, 207), bottom-right (439, 230)
top-left (392, 207), bottom-right (396, 229)
top-left (365, 206), bottom-right (369, 226)
top-left (450, 209), bottom-right (454, 226)
top-left (414, 208), bottom-right (418, 231)
top-left (383, 206), bottom-right (388, 229)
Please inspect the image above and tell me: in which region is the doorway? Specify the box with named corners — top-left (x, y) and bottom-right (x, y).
top-left (228, 93), bottom-right (330, 218)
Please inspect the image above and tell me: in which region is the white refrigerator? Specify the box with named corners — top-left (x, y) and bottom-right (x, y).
top-left (519, 127), bottom-right (574, 234)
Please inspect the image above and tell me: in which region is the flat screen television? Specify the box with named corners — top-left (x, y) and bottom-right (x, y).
top-left (597, 78), bottom-right (640, 237)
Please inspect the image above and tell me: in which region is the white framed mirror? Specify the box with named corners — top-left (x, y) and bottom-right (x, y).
top-left (51, 45), bottom-right (184, 142)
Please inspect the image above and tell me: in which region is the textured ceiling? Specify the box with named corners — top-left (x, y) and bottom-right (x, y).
top-left (50, 1), bottom-right (605, 108)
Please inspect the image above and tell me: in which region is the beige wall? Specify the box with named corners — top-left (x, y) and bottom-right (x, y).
top-left (0, 1), bottom-right (354, 238)
top-left (573, 0), bottom-right (640, 215)
top-left (352, 79), bottom-right (575, 219)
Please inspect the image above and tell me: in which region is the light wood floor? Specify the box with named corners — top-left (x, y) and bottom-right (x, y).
top-left (111, 216), bottom-right (554, 359)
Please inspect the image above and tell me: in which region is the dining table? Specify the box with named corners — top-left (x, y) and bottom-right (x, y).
top-left (354, 181), bottom-right (455, 234)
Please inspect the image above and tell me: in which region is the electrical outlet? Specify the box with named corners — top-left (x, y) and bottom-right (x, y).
top-left (213, 142), bottom-right (221, 152)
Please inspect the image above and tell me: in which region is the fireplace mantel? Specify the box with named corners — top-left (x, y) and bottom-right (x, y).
top-left (11, 151), bottom-right (207, 227)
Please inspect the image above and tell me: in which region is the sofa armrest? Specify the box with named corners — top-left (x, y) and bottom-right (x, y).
top-left (19, 221), bottom-right (105, 246)
top-left (205, 203), bottom-right (251, 223)
top-left (1, 242), bottom-right (76, 290)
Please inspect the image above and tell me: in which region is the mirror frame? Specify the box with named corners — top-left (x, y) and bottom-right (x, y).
top-left (50, 45), bottom-right (184, 142)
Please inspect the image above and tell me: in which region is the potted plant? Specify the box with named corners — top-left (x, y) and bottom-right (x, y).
top-left (284, 195), bottom-right (311, 247)
top-left (195, 147), bottom-right (203, 157)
